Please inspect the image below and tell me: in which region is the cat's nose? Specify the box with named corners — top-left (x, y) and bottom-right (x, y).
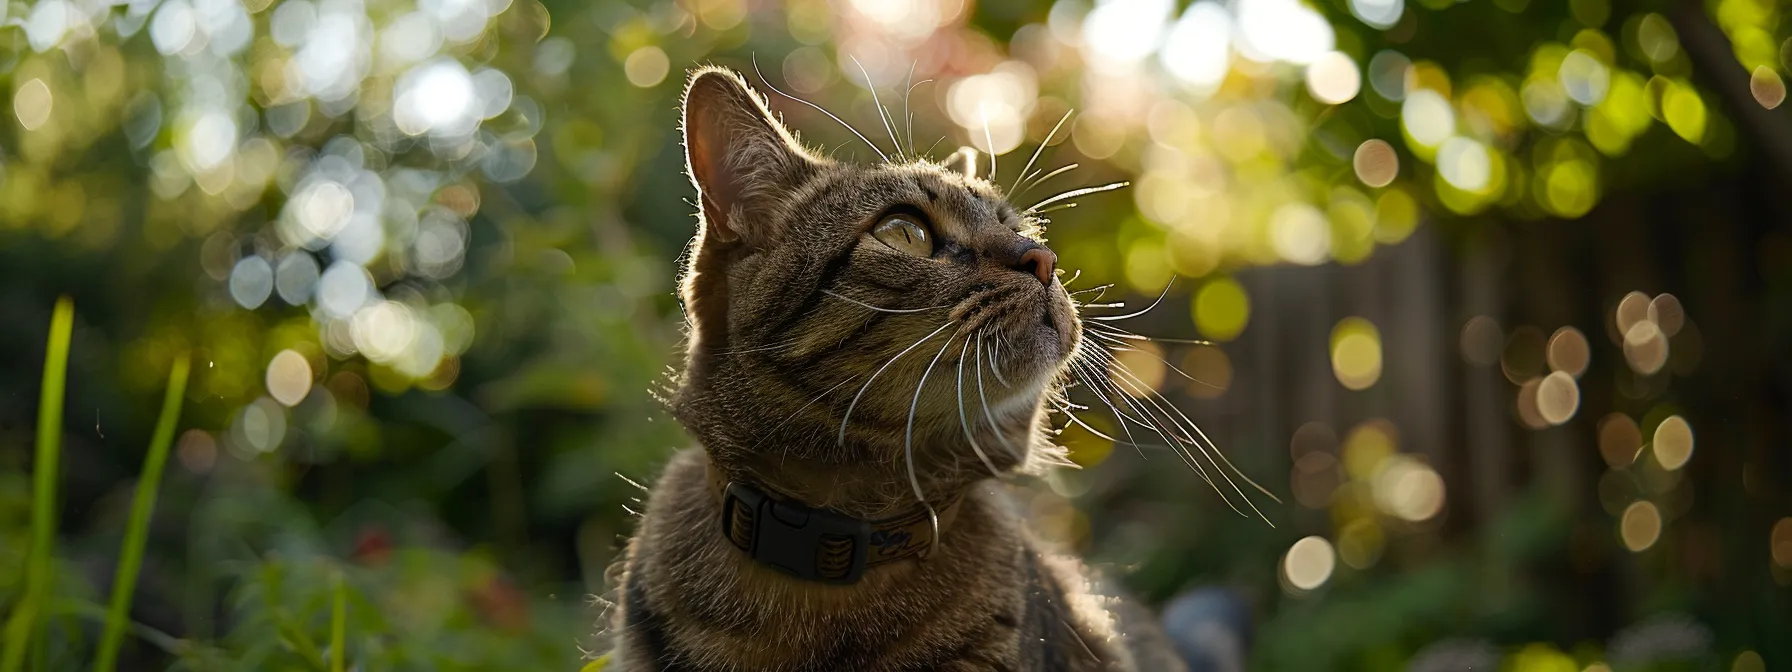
top-left (1014, 247), bottom-right (1057, 287)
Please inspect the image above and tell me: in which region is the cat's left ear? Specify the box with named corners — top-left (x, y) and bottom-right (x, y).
top-left (941, 147), bottom-right (979, 180)
top-left (681, 66), bottom-right (817, 246)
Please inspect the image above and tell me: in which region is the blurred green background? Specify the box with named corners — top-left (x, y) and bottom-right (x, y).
top-left (1, 0), bottom-right (1789, 668)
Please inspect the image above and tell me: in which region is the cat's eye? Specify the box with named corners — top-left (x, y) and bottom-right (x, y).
top-left (871, 215), bottom-right (934, 257)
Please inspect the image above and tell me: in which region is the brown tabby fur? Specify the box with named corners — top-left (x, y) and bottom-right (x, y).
top-left (602, 66), bottom-right (1186, 672)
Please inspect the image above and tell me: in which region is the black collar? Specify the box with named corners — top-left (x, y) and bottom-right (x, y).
top-left (707, 465), bottom-right (960, 584)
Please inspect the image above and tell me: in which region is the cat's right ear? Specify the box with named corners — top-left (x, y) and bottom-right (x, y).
top-left (681, 67), bottom-right (817, 246)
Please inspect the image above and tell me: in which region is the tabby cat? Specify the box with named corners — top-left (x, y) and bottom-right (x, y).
top-left (601, 65), bottom-right (1191, 671)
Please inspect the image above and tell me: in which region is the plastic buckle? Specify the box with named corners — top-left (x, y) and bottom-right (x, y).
top-left (722, 482), bottom-right (871, 584)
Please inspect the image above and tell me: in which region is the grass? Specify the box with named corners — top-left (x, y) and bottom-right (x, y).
top-left (92, 353), bottom-right (190, 672)
top-left (330, 573), bottom-right (346, 672)
top-left (0, 300), bottom-right (202, 670)
top-left (2, 296), bottom-right (75, 672)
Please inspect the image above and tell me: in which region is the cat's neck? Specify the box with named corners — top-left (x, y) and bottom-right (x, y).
top-left (713, 448), bottom-right (980, 521)
top-left (614, 448), bottom-right (1030, 669)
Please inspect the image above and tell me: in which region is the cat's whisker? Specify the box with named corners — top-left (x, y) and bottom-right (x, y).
top-left (839, 320), bottom-right (959, 446)
top-left (1074, 356), bottom-right (1183, 447)
top-left (905, 325), bottom-right (964, 541)
top-left (1091, 345), bottom-right (1275, 523)
top-left (1011, 109), bottom-right (1073, 194)
top-left (902, 66), bottom-right (932, 161)
top-left (1077, 302), bottom-right (1125, 309)
top-left (1083, 331), bottom-right (1227, 393)
top-left (1069, 339), bottom-right (1222, 490)
top-left (1013, 163), bottom-right (1080, 202)
top-left (1054, 400), bottom-right (1121, 443)
top-left (1065, 360), bottom-right (1157, 463)
top-left (748, 374), bottom-right (864, 453)
top-left (1058, 269), bottom-right (1083, 288)
top-left (1067, 283), bottom-right (1114, 299)
top-left (1088, 280), bottom-right (1174, 322)
top-left (974, 330), bottom-right (1023, 460)
top-left (901, 61), bottom-right (917, 158)
top-left (715, 336), bottom-right (804, 356)
top-left (851, 55), bottom-right (906, 163)
top-left (822, 290), bottom-right (949, 314)
top-left (988, 336), bottom-right (1011, 388)
top-left (1019, 168), bottom-right (1043, 192)
top-left (751, 54), bottom-right (890, 163)
top-left (956, 332), bottom-right (1003, 478)
top-left (616, 472), bottom-right (649, 492)
top-left (1033, 203), bottom-right (1077, 216)
top-left (1026, 181), bottom-right (1130, 214)
top-left (1088, 361), bottom-right (1230, 502)
top-left (980, 102), bottom-right (998, 182)
top-left (922, 135), bottom-right (947, 160)
top-left (1089, 323), bottom-right (1216, 346)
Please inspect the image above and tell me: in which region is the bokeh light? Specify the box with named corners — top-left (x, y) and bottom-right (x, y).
top-left (1652, 415), bottom-right (1694, 470)
top-left (1336, 519), bottom-right (1385, 569)
top-left (1536, 371), bottom-right (1580, 425)
top-left (1182, 345), bottom-right (1233, 399)
top-left (1621, 501), bottom-right (1663, 552)
top-left (1546, 326), bottom-right (1590, 378)
top-left (265, 349), bottom-right (314, 407)
top-left (1307, 52), bottom-right (1362, 105)
top-left (1282, 536), bottom-right (1336, 592)
top-left (1372, 455), bottom-right (1446, 522)
top-left (1772, 518), bottom-right (1792, 569)
top-left (1402, 90), bottom-right (1455, 149)
top-left (1330, 317), bottom-right (1384, 391)
top-left (1598, 413), bottom-right (1642, 468)
top-left (1751, 66), bottom-right (1786, 109)
top-left (1502, 326), bottom-right (1546, 384)
top-left (1343, 420), bottom-right (1397, 481)
top-left (1349, 0), bottom-right (1403, 29)
top-left (1614, 291), bottom-right (1651, 337)
top-left (1515, 377), bottom-right (1549, 429)
top-left (1193, 277), bottom-right (1250, 341)
top-left (946, 62), bottom-right (1037, 155)
top-left (1160, 2), bottom-right (1233, 89)
top-left (1623, 321), bottom-right (1669, 375)
top-left (14, 79), bottom-right (53, 131)
top-left (1271, 203), bottom-right (1332, 266)
top-left (1291, 422), bottom-right (1342, 509)
top-left (1354, 139), bottom-right (1400, 188)
top-left (1110, 340), bottom-right (1167, 397)
top-left (1082, 0), bottom-right (1173, 69)
top-left (176, 429), bottom-right (218, 474)
top-left (1648, 293), bottom-right (1685, 336)
top-left (1461, 315), bottom-right (1503, 367)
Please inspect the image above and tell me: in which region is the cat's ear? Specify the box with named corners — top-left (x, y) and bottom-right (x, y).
top-left (941, 147), bottom-right (978, 180)
top-left (681, 66), bottom-right (816, 245)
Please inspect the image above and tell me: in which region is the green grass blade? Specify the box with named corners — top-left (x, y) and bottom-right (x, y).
top-left (92, 353), bottom-right (190, 672)
top-left (329, 573), bottom-right (346, 672)
top-left (1, 297), bottom-right (74, 672)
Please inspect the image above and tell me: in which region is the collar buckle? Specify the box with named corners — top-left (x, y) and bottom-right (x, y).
top-left (720, 481), bottom-right (871, 585)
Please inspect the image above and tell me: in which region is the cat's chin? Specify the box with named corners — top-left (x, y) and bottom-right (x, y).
top-left (986, 308), bottom-right (1078, 397)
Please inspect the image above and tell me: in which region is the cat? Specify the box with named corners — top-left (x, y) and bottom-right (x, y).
top-left (600, 65), bottom-right (1196, 671)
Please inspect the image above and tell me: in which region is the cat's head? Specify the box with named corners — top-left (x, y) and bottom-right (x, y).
top-left (670, 66), bottom-right (1080, 510)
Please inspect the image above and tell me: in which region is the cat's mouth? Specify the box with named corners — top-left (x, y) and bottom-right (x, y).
top-left (950, 281), bottom-right (1079, 394)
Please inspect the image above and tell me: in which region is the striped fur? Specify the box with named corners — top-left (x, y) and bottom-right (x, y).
top-left (602, 66), bottom-right (1184, 671)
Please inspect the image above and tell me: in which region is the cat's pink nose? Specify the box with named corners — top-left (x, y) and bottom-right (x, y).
top-left (1016, 247), bottom-right (1057, 287)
